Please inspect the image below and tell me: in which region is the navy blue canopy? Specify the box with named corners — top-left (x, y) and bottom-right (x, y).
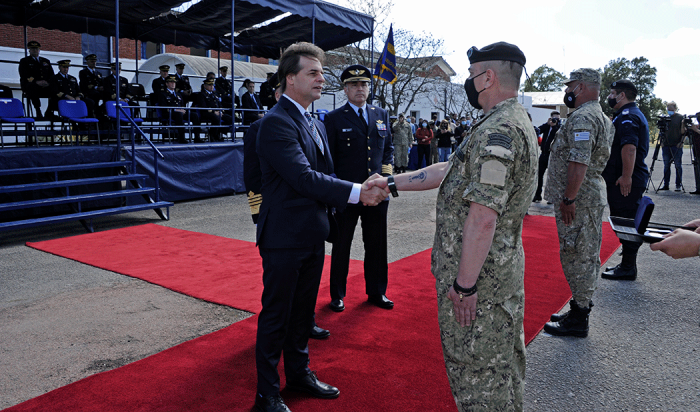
top-left (0, 0), bottom-right (373, 59)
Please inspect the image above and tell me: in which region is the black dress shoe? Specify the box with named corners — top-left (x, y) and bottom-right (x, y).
top-left (329, 299), bottom-right (345, 312)
top-left (309, 325), bottom-right (330, 340)
top-left (659, 186), bottom-right (670, 191)
top-left (690, 190), bottom-right (700, 195)
top-left (603, 263), bottom-right (620, 273)
top-left (255, 394), bottom-right (291, 412)
top-left (532, 196), bottom-right (542, 202)
top-left (367, 294), bottom-right (394, 309)
top-left (286, 371), bottom-right (339, 399)
top-left (601, 265), bottom-right (637, 281)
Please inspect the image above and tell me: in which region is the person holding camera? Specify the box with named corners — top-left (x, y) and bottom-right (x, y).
top-left (601, 79), bottom-right (649, 281)
top-left (454, 116), bottom-right (471, 148)
top-left (532, 111), bottom-right (561, 202)
top-left (660, 101), bottom-right (686, 191)
top-left (436, 119), bottom-right (455, 162)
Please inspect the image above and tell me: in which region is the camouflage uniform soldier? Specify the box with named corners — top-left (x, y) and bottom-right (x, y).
top-left (392, 113), bottom-right (413, 173)
top-left (543, 68), bottom-right (614, 338)
top-left (368, 42), bottom-right (537, 411)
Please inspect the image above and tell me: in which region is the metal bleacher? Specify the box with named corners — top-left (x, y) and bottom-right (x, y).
top-left (0, 103), bottom-right (173, 233)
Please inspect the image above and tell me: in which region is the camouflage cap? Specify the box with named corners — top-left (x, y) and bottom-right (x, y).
top-left (564, 68), bottom-right (601, 85)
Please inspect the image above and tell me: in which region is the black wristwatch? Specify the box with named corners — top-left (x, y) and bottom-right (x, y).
top-left (563, 196), bottom-right (576, 205)
top-left (387, 175), bottom-right (399, 198)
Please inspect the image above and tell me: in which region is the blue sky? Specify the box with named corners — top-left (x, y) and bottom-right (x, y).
top-left (335, 0), bottom-right (700, 114)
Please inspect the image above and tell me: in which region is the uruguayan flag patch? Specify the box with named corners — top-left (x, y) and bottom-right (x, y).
top-left (574, 132), bottom-right (590, 141)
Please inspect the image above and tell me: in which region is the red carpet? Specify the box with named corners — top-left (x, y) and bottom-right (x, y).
top-left (10, 216), bottom-right (619, 411)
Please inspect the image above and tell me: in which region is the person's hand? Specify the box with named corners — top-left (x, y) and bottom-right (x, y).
top-left (66, 95), bottom-right (75, 101)
top-left (364, 173), bottom-right (388, 191)
top-left (36, 80), bottom-right (49, 88)
top-left (176, 109), bottom-right (186, 114)
top-left (447, 286), bottom-right (477, 327)
top-left (559, 201), bottom-right (576, 225)
top-left (650, 229), bottom-right (700, 259)
top-left (616, 175), bottom-right (632, 197)
top-left (682, 219), bottom-right (700, 232)
top-left (360, 174), bottom-right (389, 206)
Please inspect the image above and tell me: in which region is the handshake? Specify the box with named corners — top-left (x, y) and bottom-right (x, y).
top-left (360, 174), bottom-right (390, 206)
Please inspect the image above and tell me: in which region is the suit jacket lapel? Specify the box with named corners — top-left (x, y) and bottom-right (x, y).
top-left (280, 97), bottom-right (325, 157)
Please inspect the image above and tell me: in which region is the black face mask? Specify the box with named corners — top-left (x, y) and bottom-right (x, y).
top-left (607, 95), bottom-right (620, 109)
top-left (563, 84), bottom-right (580, 109)
top-left (464, 71), bottom-right (487, 110)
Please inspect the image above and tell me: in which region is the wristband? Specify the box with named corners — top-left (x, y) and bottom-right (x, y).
top-left (387, 175), bottom-right (399, 198)
top-left (453, 279), bottom-right (477, 299)
top-left (563, 196), bottom-right (576, 205)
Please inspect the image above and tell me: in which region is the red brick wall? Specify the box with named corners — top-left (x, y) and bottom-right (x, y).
top-left (0, 24), bottom-right (81, 53)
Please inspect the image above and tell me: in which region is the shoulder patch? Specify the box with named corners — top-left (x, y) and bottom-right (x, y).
top-left (487, 133), bottom-right (512, 149)
top-left (622, 109), bottom-right (629, 115)
top-left (574, 131), bottom-right (590, 141)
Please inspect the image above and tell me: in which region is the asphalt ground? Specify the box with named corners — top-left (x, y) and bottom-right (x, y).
top-left (1, 148), bottom-right (699, 411)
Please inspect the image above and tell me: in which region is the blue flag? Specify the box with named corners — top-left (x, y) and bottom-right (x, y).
top-left (374, 25), bottom-right (397, 84)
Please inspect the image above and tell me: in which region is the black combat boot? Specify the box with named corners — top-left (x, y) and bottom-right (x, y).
top-left (601, 253), bottom-right (637, 281)
top-left (550, 299), bottom-right (593, 322)
top-left (543, 300), bottom-right (591, 338)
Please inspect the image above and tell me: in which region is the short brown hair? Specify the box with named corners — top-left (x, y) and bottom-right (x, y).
top-left (278, 42), bottom-right (325, 93)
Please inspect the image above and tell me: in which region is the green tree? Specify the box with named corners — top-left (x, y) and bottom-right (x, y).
top-left (520, 64), bottom-right (566, 92)
top-left (599, 57), bottom-right (666, 138)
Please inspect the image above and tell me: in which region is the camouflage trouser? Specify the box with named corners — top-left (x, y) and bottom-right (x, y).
top-left (554, 204), bottom-right (604, 307)
top-left (395, 144), bottom-right (409, 168)
top-left (437, 282), bottom-right (525, 412)
top-left (431, 138), bottom-right (439, 164)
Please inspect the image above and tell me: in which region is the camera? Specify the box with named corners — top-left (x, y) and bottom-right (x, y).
top-left (657, 115), bottom-right (670, 133)
top-left (549, 118), bottom-right (560, 126)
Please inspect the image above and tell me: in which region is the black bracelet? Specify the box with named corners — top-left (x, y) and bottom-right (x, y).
top-left (387, 175), bottom-right (399, 198)
top-left (453, 279), bottom-right (477, 298)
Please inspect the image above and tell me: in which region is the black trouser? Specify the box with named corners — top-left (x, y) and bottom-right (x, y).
top-left (534, 151), bottom-right (550, 199)
top-left (256, 243), bottom-right (325, 396)
top-left (329, 200), bottom-right (389, 300)
top-left (607, 184), bottom-right (645, 255)
top-left (168, 110), bottom-right (201, 142)
top-left (417, 144), bottom-right (432, 167)
top-left (199, 111), bottom-right (232, 141)
top-left (23, 83), bottom-right (53, 116)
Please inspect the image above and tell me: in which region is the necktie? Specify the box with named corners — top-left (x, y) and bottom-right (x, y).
top-left (304, 112), bottom-right (324, 153)
top-left (358, 107), bottom-right (368, 130)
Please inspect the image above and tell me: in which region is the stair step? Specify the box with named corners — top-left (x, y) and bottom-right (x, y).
top-left (0, 188), bottom-right (156, 212)
top-left (0, 202), bottom-right (173, 232)
top-left (0, 161), bottom-right (131, 177)
top-left (0, 174), bottom-right (147, 194)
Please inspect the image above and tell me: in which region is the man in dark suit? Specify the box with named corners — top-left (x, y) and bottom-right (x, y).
top-left (79, 54), bottom-right (104, 112)
top-left (532, 110), bottom-right (560, 202)
top-left (151, 65), bottom-right (170, 95)
top-left (18, 40), bottom-right (54, 119)
top-left (324, 64), bottom-right (395, 313)
top-left (215, 66), bottom-right (235, 109)
top-left (195, 78), bottom-right (232, 142)
top-left (174, 63), bottom-right (193, 103)
top-left (259, 72), bottom-right (276, 110)
top-left (48, 59), bottom-right (95, 118)
top-left (157, 75), bottom-right (201, 143)
top-left (103, 62), bottom-right (132, 104)
top-left (253, 42), bottom-right (388, 412)
top-left (241, 80), bottom-right (264, 125)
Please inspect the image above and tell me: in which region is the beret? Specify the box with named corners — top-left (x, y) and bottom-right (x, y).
top-left (610, 79), bottom-right (637, 94)
top-left (467, 42), bottom-right (526, 66)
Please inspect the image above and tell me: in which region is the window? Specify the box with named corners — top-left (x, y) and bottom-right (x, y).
top-left (142, 42), bottom-right (163, 59)
top-left (190, 48), bottom-right (208, 57)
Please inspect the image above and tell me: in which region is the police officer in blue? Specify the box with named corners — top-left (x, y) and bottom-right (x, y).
top-left (324, 64), bottom-right (395, 312)
top-left (602, 79), bottom-right (650, 281)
